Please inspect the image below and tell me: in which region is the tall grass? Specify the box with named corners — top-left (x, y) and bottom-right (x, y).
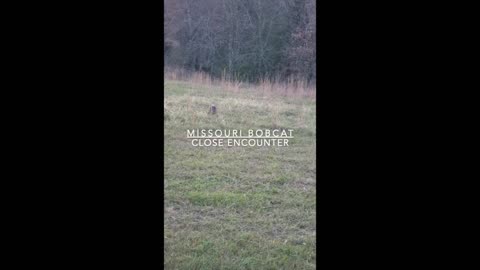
top-left (165, 67), bottom-right (316, 99)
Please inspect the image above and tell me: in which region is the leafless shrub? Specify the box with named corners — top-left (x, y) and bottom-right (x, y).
top-left (165, 68), bottom-right (315, 100)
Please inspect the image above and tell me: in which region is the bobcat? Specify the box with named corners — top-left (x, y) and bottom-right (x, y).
top-left (208, 104), bottom-right (216, 115)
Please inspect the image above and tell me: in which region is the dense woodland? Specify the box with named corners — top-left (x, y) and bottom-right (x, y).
top-left (165, 0), bottom-right (316, 85)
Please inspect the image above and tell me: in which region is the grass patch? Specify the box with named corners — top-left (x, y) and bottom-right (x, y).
top-left (165, 79), bottom-right (316, 269)
top-left (187, 192), bottom-right (250, 207)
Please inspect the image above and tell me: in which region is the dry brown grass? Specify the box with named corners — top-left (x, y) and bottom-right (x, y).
top-left (164, 79), bottom-right (316, 269)
top-left (165, 67), bottom-right (316, 99)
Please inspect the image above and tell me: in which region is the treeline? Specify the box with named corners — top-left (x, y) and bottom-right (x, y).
top-left (165, 0), bottom-right (316, 85)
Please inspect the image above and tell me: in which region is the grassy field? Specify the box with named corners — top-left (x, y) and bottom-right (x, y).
top-left (164, 79), bottom-right (316, 269)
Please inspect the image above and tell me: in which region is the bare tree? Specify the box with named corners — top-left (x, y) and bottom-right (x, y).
top-left (164, 0), bottom-right (316, 84)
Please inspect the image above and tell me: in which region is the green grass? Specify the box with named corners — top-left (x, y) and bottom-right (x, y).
top-left (164, 80), bottom-right (316, 269)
